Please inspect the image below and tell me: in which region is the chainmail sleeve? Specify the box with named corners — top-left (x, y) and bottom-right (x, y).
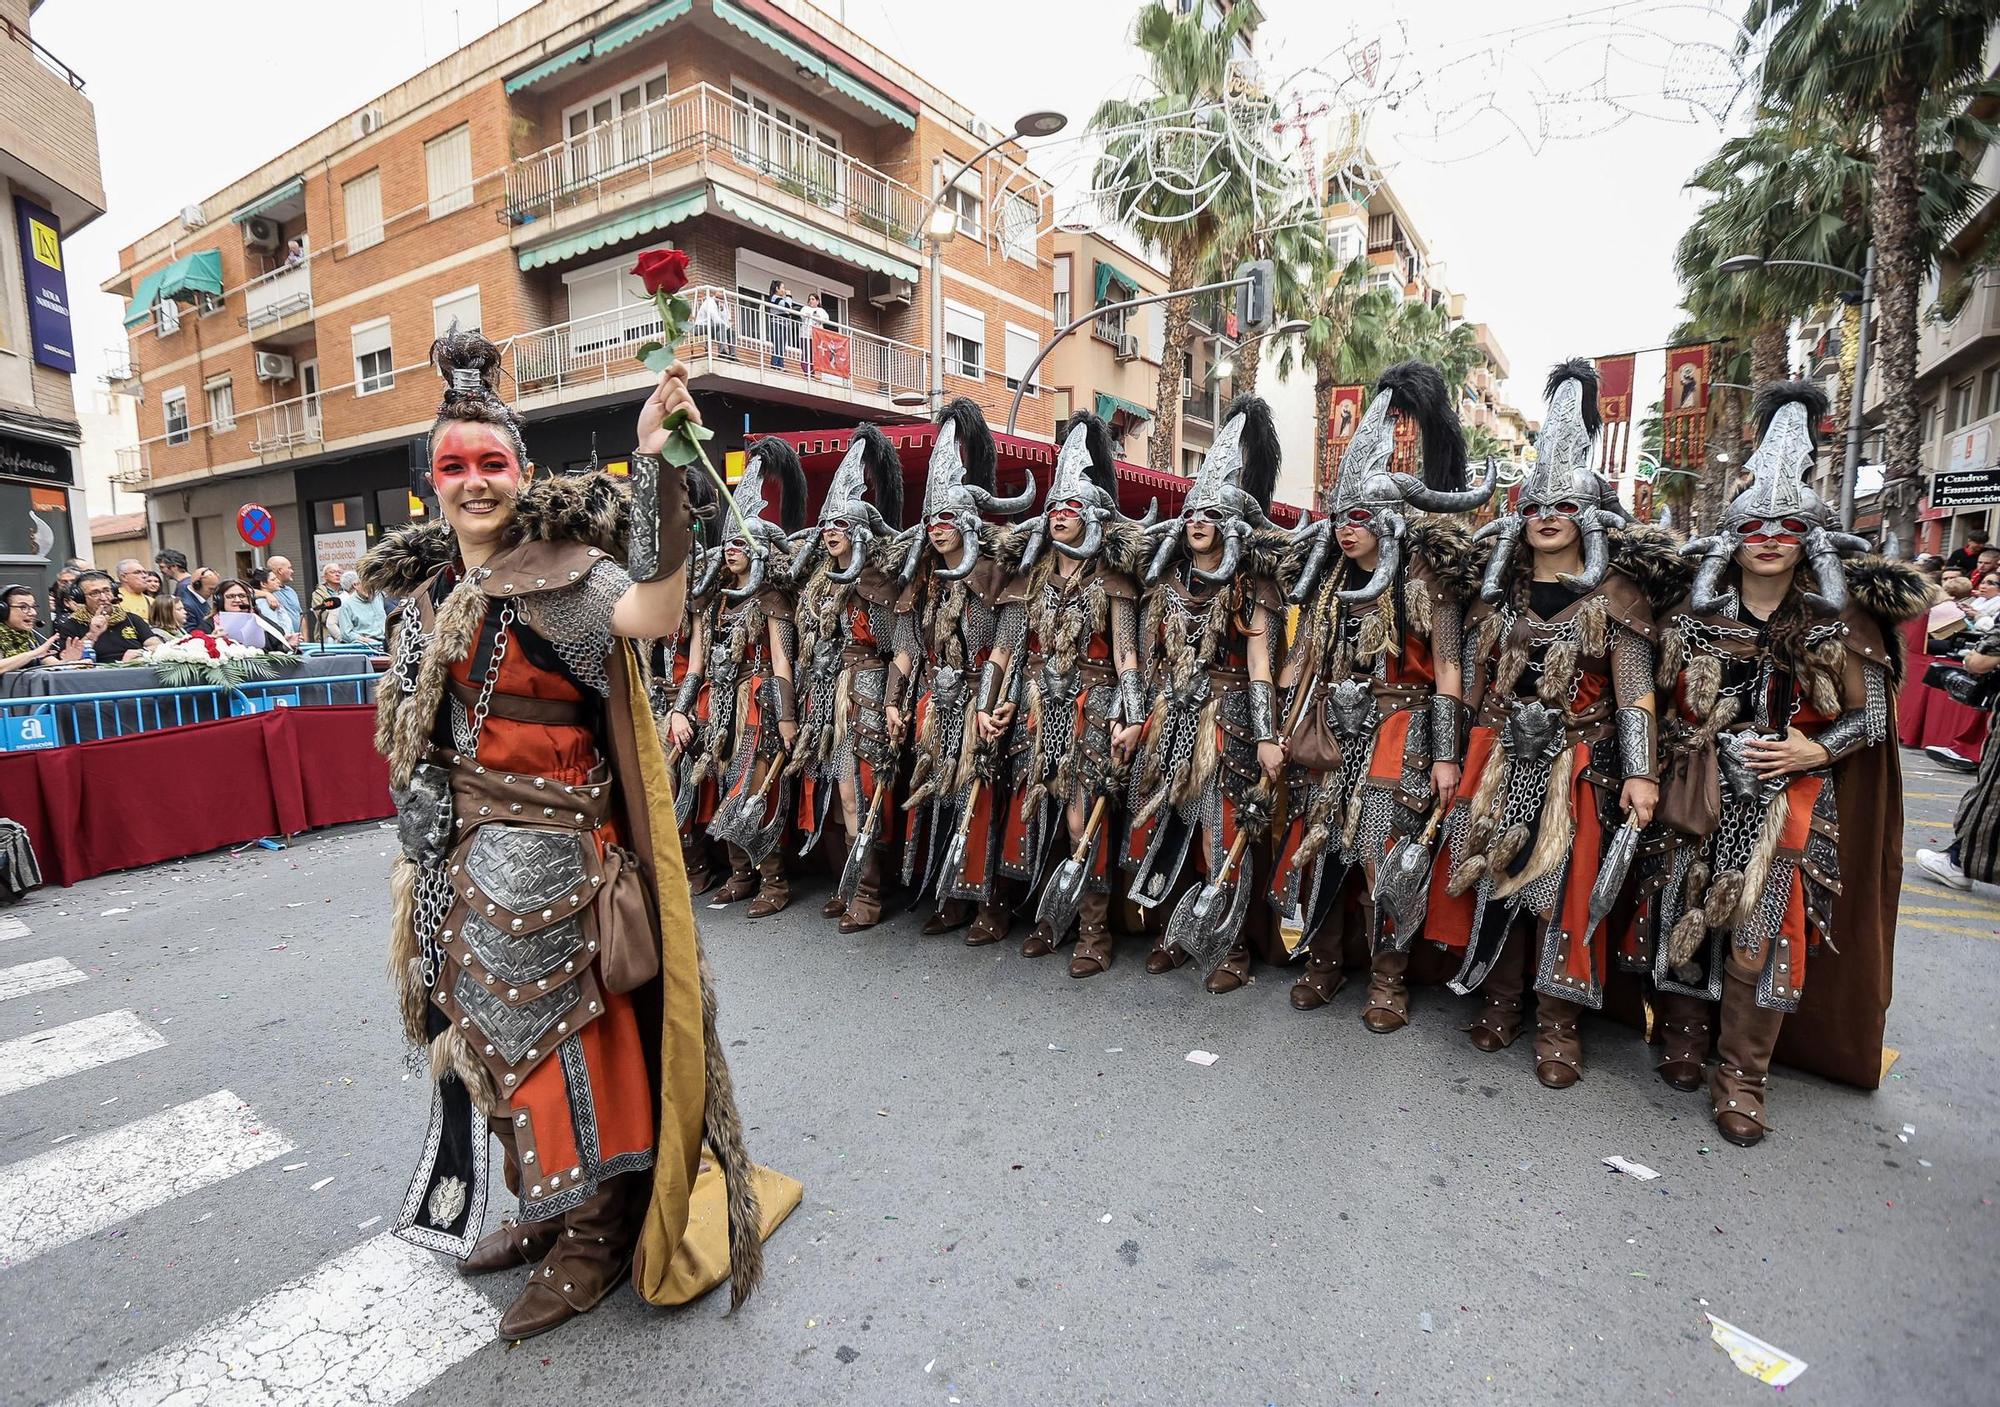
top-left (515, 558), bottom-right (631, 697)
top-left (1431, 595), bottom-right (1463, 683)
top-left (1816, 656), bottom-right (1890, 763)
top-left (1610, 623), bottom-right (1656, 708)
top-left (993, 600), bottom-right (1028, 657)
top-left (891, 607), bottom-right (921, 666)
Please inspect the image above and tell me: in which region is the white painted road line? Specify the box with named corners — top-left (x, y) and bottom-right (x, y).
top-left (0, 1011), bottom-right (167, 1098)
top-left (0, 916), bottom-right (29, 942)
top-left (57, 1234), bottom-right (497, 1406)
top-left (0, 1090), bottom-right (293, 1267)
top-left (0, 957), bottom-right (87, 1002)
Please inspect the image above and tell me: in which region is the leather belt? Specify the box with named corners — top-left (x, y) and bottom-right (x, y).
top-left (447, 675), bottom-right (592, 726)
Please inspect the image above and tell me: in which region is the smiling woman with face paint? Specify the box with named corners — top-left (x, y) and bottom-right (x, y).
top-left (359, 329), bottom-right (792, 1341)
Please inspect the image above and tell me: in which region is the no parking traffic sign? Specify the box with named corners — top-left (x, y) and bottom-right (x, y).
top-left (236, 503), bottom-right (276, 548)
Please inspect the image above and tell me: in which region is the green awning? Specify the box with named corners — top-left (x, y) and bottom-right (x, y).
top-left (713, 0), bottom-right (915, 130)
top-left (1096, 392), bottom-right (1152, 425)
top-left (505, 0), bottom-right (693, 93)
top-left (712, 187), bottom-right (921, 281)
top-left (228, 177), bottom-right (303, 225)
top-left (1094, 259), bottom-right (1139, 304)
top-left (516, 188), bottom-right (707, 271)
top-left (122, 250), bottom-right (225, 326)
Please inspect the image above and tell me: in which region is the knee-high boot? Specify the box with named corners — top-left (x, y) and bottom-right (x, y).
top-left (1653, 990), bottom-right (1714, 1092)
top-left (839, 849), bottom-right (886, 932)
top-left (1069, 889), bottom-right (1115, 977)
top-left (1713, 968), bottom-right (1785, 1146)
top-left (1532, 991), bottom-right (1585, 1089)
top-left (712, 843), bottom-right (758, 904)
top-left (1464, 918), bottom-right (1527, 1052)
top-left (746, 850), bottom-right (790, 917)
top-left (460, 1114), bottom-right (561, 1276)
top-left (1361, 944), bottom-right (1411, 1033)
top-left (497, 1169), bottom-right (652, 1340)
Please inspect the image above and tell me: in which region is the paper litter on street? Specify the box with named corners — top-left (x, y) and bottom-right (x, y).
top-left (1602, 1155), bottom-right (1661, 1181)
top-left (1185, 1050), bottom-right (1219, 1066)
top-left (1706, 1313), bottom-right (1808, 1387)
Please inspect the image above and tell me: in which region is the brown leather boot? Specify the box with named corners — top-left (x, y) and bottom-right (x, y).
top-left (497, 1171), bottom-right (649, 1341)
top-left (967, 901), bottom-right (1011, 947)
top-left (1019, 920), bottom-right (1057, 956)
top-left (1069, 891), bottom-right (1115, 978)
top-left (839, 851), bottom-right (885, 932)
top-left (1712, 968), bottom-right (1784, 1147)
top-left (1361, 948), bottom-right (1412, 1033)
top-left (711, 844), bottom-right (758, 904)
top-left (1288, 958), bottom-right (1344, 1010)
top-left (922, 898), bottom-right (972, 935)
top-left (822, 893), bottom-right (847, 917)
top-left (746, 852), bottom-right (790, 917)
top-left (683, 841), bottom-right (721, 897)
top-left (460, 1115), bottom-right (562, 1276)
top-left (1205, 944), bottom-right (1252, 994)
top-left (1464, 927), bottom-right (1526, 1053)
top-left (1533, 994), bottom-right (1585, 1089)
top-left (1653, 991), bottom-right (1714, 1092)
top-left (1144, 939), bottom-right (1190, 974)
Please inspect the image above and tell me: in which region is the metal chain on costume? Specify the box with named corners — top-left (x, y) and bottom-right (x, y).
top-left (466, 603), bottom-right (516, 753)
top-left (1495, 605), bottom-right (1586, 707)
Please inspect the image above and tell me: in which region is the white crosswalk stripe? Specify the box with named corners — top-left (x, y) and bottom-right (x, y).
top-left (0, 1090), bottom-right (294, 1268)
top-left (0, 1011), bottom-right (167, 1098)
top-left (55, 1234), bottom-right (496, 1406)
top-left (0, 915), bottom-right (30, 942)
top-left (0, 956), bottom-right (86, 1002)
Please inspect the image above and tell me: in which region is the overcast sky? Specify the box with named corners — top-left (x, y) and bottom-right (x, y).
top-left (39, 0), bottom-right (1753, 428)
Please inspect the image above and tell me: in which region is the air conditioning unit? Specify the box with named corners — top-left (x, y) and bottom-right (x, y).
top-left (354, 106), bottom-right (385, 139)
top-left (868, 274), bottom-right (914, 309)
top-left (1115, 333), bottom-right (1140, 362)
top-left (179, 204), bottom-right (207, 229)
top-left (242, 216), bottom-right (282, 251)
top-left (255, 351), bottom-right (296, 383)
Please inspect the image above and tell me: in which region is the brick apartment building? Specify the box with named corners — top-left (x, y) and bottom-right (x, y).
top-left (104, 0), bottom-right (1057, 584)
top-left (0, 0), bottom-right (103, 594)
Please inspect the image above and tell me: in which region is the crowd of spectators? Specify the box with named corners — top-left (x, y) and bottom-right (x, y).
top-left (1, 546), bottom-right (394, 682)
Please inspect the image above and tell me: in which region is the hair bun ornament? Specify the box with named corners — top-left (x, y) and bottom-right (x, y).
top-left (430, 323), bottom-right (505, 404)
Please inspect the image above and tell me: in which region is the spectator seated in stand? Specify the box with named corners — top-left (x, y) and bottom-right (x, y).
top-left (46, 566), bottom-right (80, 623)
top-left (113, 558), bottom-right (153, 618)
top-left (1970, 577), bottom-right (2000, 629)
top-left (53, 570), bottom-right (160, 663)
top-left (331, 571), bottom-right (386, 648)
top-left (310, 563), bottom-right (343, 641)
top-left (248, 566), bottom-right (301, 648)
top-left (147, 592), bottom-right (190, 641)
top-left (210, 579), bottom-right (295, 652)
top-left (0, 583), bottom-right (60, 676)
top-left (177, 566), bottom-right (216, 633)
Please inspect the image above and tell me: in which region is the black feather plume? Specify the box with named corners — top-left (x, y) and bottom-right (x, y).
top-left (747, 436), bottom-right (807, 534)
top-left (1224, 393), bottom-right (1280, 512)
top-left (1376, 360), bottom-right (1468, 492)
top-left (941, 396), bottom-right (996, 493)
top-left (854, 422), bottom-right (903, 528)
top-left (1545, 358), bottom-right (1600, 435)
top-left (1751, 379), bottom-right (1832, 446)
top-left (1067, 410), bottom-right (1119, 502)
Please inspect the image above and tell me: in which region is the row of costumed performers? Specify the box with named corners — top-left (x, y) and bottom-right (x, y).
top-left (660, 365), bottom-right (1923, 1151)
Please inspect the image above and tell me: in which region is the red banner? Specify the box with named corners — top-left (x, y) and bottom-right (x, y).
top-left (1594, 353), bottom-right (1635, 477)
top-left (811, 328), bottom-right (851, 379)
top-left (1322, 386), bottom-right (1365, 496)
top-left (1662, 343), bottom-right (1712, 473)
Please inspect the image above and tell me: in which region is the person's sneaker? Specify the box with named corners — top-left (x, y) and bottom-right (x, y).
top-left (1923, 745), bottom-right (1980, 773)
top-left (1916, 848), bottom-right (1972, 890)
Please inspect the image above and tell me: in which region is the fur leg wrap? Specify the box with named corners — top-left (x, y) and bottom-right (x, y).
top-left (1733, 790), bottom-right (1792, 931)
top-left (696, 947), bottom-right (763, 1311)
top-left (1705, 870), bottom-right (1746, 929)
top-left (387, 857), bottom-right (427, 1049)
top-left (1666, 908), bottom-right (1710, 968)
top-left (430, 1028), bottom-right (500, 1117)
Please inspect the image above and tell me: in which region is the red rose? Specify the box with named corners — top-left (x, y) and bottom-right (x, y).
top-left (631, 248), bottom-right (690, 297)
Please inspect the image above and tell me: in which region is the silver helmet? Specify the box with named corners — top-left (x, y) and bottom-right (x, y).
top-left (1015, 411), bottom-right (1157, 572)
top-left (700, 436), bottom-right (805, 602)
top-left (1476, 359), bottom-right (1632, 602)
top-left (1292, 361), bottom-right (1496, 605)
top-left (1144, 393), bottom-right (1293, 587)
top-left (1681, 381), bottom-right (1866, 616)
top-left (905, 396), bottom-right (1034, 583)
top-left (805, 423), bottom-right (904, 585)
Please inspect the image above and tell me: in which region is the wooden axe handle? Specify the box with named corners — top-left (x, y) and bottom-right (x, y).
top-left (1069, 794), bottom-right (1110, 863)
top-left (1215, 825), bottom-right (1253, 886)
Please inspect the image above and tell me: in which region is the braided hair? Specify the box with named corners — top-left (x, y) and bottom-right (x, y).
top-left (429, 325), bottom-right (527, 467)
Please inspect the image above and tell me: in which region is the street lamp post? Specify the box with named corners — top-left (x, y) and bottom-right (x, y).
top-left (921, 110), bottom-right (1067, 417)
top-left (1719, 250), bottom-right (1875, 531)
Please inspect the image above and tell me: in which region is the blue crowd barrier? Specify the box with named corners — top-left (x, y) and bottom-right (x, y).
top-left (0, 674), bottom-right (379, 752)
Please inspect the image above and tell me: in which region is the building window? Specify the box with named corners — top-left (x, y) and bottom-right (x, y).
top-left (205, 376), bottom-right (235, 433)
top-left (1950, 379), bottom-right (1975, 432)
top-left (1053, 254), bottom-right (1071, 326)
top-left (156, 295), bottom-right (181, 337)
top-left (352, 317), bottom-right (394, 395)
top-left (998, 192), bottom-right (1037, 266)
top-left (944, 301), bottom-right (984, 379)
top-left (936, 159), bottom-right (983, 241)
top-left (425, 125), bottom-right (473, 218)
top-left (1981, 366), bottom-right (2000, 422)
top-left (198, 291), bottom-right (226, 317)
top-left (729, 81), bottom-right (843, 203)
top-left (433, 286), bottom-right (483, 338)
top-left (1005, 323), bottom-right (1040, 395)
top-left (163, 388), bottom-right (190, 445)
top-left (566, 68), bottom-right (672, 181)
top-left (344, 169), bottom-right (384, 252)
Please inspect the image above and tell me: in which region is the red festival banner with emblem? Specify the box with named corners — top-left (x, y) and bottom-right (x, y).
top-left (1661, 343), bottom-right (1712, 473)
top-left (1594, 353), bottom-right (1635, 476)
top-left (1321, 386), bottom-right (1366, 498)
top-left (810, 328), bottom-right (851, 380)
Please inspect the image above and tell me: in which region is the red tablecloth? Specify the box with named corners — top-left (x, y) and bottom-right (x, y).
top-left (0, 706), bottom-right (390, 887)
top-left (1898, 618), bottom-right (1991, 759)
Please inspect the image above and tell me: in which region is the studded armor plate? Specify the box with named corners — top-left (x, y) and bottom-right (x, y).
top-left (465, 826), bottom-right (590, 915)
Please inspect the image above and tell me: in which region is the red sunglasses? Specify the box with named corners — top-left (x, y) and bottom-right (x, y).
top-left (1742, 518), bottom-right (1810, 545)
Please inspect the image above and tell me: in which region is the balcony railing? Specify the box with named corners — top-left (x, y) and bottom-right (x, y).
top-left (101, 347), bottom-right (134, 384)
top-left (247, 393), bottom-right (323, 454)
top-left (505, 82), bottom-right (927, 246)
top-left (509, 284), bottom-right (928, 405)
top-left (244, 264), bottom-right (313, 331)
top-left (1182, 394), bottom-right (1217, 427)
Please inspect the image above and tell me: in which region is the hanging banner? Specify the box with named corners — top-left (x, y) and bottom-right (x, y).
top-left (1661, 343), bottom-right (1712, 473)
top-left (1594, 353), bottom-right (1635, 477)
top-left (14, 198), bottom-right (75, 374)
top-left (1391, 408), bottom-right (1419, 476)
top-left (1322, 386), bottom-right (1366, 496)
top-left (810, 328), bottom-right (851, 380)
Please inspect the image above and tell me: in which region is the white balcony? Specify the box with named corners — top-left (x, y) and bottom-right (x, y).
top-left (247, 393), bottom-right (323, 454)
top-left (244, 264), bottom-right (314, 343)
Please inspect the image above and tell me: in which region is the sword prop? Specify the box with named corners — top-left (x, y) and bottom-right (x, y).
top-left (932, 645), bottom-right (1028, 902)
top-left (838, 778), bottom-right (892, 905)
top-left (1582, 811), bottom-right (1644, 949)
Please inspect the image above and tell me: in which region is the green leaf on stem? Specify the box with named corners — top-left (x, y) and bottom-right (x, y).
top-left (638, 342), bottom-right (676, 374)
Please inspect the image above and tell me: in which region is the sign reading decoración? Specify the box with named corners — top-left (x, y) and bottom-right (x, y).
top-left (1930, 467), bottom-right (2000, 510)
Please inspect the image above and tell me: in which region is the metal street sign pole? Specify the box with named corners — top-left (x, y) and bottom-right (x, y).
top-left (1839, 243), bottom-right (1876, 531)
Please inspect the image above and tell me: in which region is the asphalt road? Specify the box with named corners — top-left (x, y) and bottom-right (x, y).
top-left (2, 747), bottom-right (1995, 1406)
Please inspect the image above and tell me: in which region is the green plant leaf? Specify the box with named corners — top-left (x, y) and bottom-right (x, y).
top-left (659, 434), bottom-right (701, 468)
top-left (639, 343), bottom-right (677, 374)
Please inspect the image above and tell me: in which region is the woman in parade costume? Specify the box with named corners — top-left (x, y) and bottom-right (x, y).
top-left (1125, 394), bottom-right (1293, 993)
top-left (361, 331), bottom-right (794, 1340)
top-left (1638, 382), bottom-right (1923, 1146)
top-left (787, 423), bottom-right (907, 932)
top-left (668, 440), bottom-right (805, 917)
top-left (886, 397), bottom-right (1036, 945)
top-left (1272, 362), bottom-right (1491, 1027)
top-left (981, 412), bottom-right (1151, 975)
top-left (1429, 360), bottom-right (1685, 1089)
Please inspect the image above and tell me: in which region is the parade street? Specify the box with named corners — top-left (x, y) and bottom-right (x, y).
top-left (0, 747), bottom-right (1989, 1407)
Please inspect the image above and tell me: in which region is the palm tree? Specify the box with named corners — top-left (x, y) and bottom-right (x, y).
top-left (1270, 245), bottom-right (1399, 494)
top-left (1090, 1), bottom-right (1284, 474)
top-left (1745, 0), bottom-right (2000, 545)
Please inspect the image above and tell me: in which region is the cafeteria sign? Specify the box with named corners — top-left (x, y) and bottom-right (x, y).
top-left (14, 197), bottom-right (75, 374)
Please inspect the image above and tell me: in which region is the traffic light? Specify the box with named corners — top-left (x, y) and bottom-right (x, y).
top-left (1235, 259), bottom-right (1275, 333)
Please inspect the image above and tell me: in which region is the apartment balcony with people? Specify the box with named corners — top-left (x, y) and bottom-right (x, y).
top-left (503, 81), bottom-right (926, 286)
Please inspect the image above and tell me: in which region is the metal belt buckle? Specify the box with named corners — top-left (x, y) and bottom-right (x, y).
top-left (1501, 699), bottom-right (1563, 766)
top-left (1329, 678), bottom-right (1376, 738)
top-left (932, 664), bottom-right (962, 701)
top-left (392, 760), bottom-right (456, 868)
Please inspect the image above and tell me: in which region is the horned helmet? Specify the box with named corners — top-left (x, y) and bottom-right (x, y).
top-left (696, 436), bottom-right (806, 603)
top-left (1681, 380), bottom-right (1867, 616)
top-left (905, 396), bottom-right (1035, 582)
top-left (1476, 359), bottom-right (1633, 602)
top-left (800, 422), bottom-right (903, 585)
top-left (1143, 393), bottom-right (1292, 587)
top-left (1014, 411), bottom-right (1156, 572)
